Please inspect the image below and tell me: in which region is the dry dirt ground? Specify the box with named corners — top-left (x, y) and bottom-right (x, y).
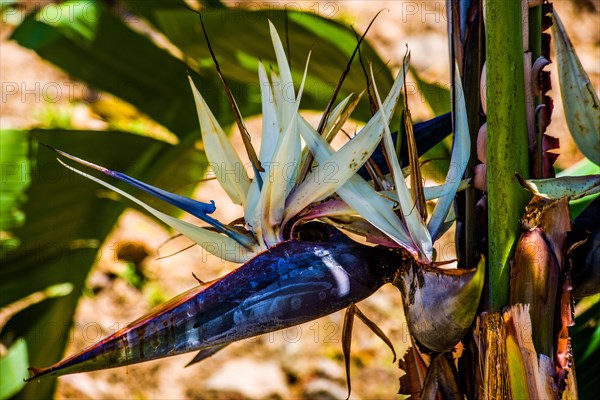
top-left (1, 1), bottom-right (599, 399)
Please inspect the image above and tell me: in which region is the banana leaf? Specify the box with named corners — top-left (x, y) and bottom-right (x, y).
top-left (0, 130), bottom-right (205, 399)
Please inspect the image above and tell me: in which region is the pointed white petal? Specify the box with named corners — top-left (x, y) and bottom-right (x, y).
top-left (298, 93), bottom-right (358, 177)
top-left (284, 69), bottom-right (407, 223)
top-left (189, 77), bottom-right (250, 206)
top-left (244, 62), bottom-right (281, 229)
top-left (270, 71), bottom-right (284, 127)
top-left (269, 21), bottom-right (295, 129)
top-left (58, 160), bottom-right (256, 263)
top-left (297, 117), bottom-right (416, 257)
top-left (256, 52), bottom-right (311, 244)
top-left (257, 61), bottom-right (280, 163)
top-left (428, 66), bottom-right (471, 241)
top-left (371, 63), bottom-right (433, 263)
top-left (323, 93), bottom-right (353, 137)
top-left (324, 92), bottom-right (364, 144)
top-left (380, 179), bottom-right (470, 203)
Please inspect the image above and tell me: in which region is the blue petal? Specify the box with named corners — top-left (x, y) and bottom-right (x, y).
top-left (103, 169), bottom-right (217, 218)
top-left (45, 145), bottom-right (249, 244)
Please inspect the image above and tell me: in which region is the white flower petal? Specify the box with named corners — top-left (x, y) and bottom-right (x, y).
top-left (428, 66), bottom-right (471, 241)
top-left (371, 62), bottom-right (433, 263)
top-left (297, 117), bottom-right (416, 257)
top-left (257, 52), bottom-right (311, 244)
top-left (269, 21), bottom-right (295, 130)
top-left (189, 77), bottom-right (250, 206)
top-left (284, 65), bottom-right (409, 231)
top-left (244, 62), bottom-right (280, 229)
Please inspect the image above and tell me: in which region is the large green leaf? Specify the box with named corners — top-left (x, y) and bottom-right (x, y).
top-left (9, 0), bottom-right (252, 139)
top-left (11, 1), bottom-right (393, 145)
top-left (0, 130), bottom-right (206, 399)
top-left (120, 0), bottom-right (226, 29)
top-left (0, 339), bottom-right (27, 400)
top-left (409, 66), bottom-right (451, 116)
top-left (552, 11), bottom-right (600, 166)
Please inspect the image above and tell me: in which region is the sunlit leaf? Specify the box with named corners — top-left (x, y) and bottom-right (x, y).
top-left (0, 339), bottom-right (28, 400)
top-left (0, 130), bottom-right (32, 250)
top-left (552, 11), bottom-right (600, 165)
top-left (409, 66), bottom-right (451, 116)
top-left (517, 174), bottom-right (600, 200)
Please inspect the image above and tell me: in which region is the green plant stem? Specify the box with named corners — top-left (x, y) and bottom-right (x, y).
top-left (485, 0), bottom-right (531, 310)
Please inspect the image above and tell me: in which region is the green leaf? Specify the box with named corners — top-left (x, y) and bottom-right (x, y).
top-left (0, 0), bottom-right (19, 26)
top-left (120, 0), bottom-right (189, 27)
top-left (560, 157), bottom-right (600, 177)
top-left (517, 174), bottom-right (600, 201)
top-left (0, 339), bottom-right (28, 400)
top-left (572, 296), bottom-right (600, 399)
top-left (506, 335), bottom-right (529, 400)
top-left (0, 130), bottom-right (33, 249)
top-left (9, 0), bottom-right (240, 139)
top-left (556, 158), bottom-right (600, 218)
top-left (409, 66), bottom-right (451, 116)
top-left (552, 11), bottom-right (600, 166)
top-left (0, 130), bottom-right (205, 399)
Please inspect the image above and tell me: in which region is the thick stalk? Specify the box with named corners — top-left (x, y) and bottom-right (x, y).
top-left (485, 0), bottom-right (531, 310)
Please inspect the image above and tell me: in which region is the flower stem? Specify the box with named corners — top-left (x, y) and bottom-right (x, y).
top-left (485, 0), bottom-right (531, 310)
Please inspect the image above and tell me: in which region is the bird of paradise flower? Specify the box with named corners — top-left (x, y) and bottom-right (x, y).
top-left (28, 21), bottom-right (483, 396)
